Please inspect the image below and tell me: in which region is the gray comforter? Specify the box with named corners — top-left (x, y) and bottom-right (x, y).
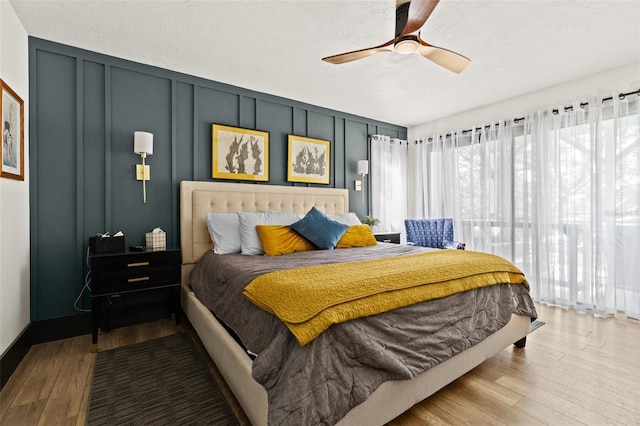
top-left (189, 245), bottom-right (537, 425)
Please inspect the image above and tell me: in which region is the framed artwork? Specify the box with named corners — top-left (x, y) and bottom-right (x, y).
top-left (1, 79), bottom-right (25, 181)
top-left (287, 135), bottom-right (330, 184)
top-left (212, 124), bottom-right (269, 181)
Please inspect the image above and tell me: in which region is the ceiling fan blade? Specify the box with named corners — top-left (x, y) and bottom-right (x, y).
top-left (402, 0), bottom-right (440, 36)
top-left (322, 39), bottom-right (395, 64)
top-left (418, 40), bottom-right (470, 73)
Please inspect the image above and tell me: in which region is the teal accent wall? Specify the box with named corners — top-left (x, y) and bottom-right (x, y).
top-left (28, 37), bottom-right (406, 321)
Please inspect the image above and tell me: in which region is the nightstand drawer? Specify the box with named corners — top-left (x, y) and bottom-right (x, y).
top-left (95, 267), bottom-right (178, 293)
top-left (92, 250), bottom-right (176, 274)
top-left (374, 232), bottom-right (401, 244)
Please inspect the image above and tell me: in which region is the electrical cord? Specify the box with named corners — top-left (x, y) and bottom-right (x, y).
top-left (74, 246), bottom-right (92, 312)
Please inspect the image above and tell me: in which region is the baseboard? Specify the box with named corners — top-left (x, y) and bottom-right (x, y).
top-left (0, 324), bottom-right (32, 390)
top-left (30, 313), bottom-right (92, 344)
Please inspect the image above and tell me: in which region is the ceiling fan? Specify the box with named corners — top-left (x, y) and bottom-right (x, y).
top-left (322, 0), bottom-right (470, 74)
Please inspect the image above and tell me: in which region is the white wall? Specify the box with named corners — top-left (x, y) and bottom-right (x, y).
top-left (407, 61), bottom-right (640, 216)
top-left (409, 61), bottom-right (640, 138)
top-left (0, 1), bottom-right (30, 355)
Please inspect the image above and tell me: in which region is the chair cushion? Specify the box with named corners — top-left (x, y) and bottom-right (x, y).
top-left (404, 218), bottom-right (454, 249)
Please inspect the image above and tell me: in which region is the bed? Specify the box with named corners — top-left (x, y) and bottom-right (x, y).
top-left (179, 180), bottom-right (536, 425)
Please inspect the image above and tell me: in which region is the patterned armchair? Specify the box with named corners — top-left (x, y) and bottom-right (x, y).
top-left (404, 218), bottom-right (465, 249)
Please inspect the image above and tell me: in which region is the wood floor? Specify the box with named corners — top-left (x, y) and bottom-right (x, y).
top-left (1, 303), bottom-right (639, 425)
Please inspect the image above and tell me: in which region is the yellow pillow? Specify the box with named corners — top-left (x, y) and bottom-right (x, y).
top-left (336, 225), bottom-right (378, 248)
top-left (256, 225), bottom-right (316, 256)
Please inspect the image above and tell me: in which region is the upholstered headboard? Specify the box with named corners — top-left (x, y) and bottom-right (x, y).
top-left (179, 181), bottom-right (349, 284)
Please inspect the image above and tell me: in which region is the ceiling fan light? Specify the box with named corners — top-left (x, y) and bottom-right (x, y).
top-left (394, 39), bottom-right (419, 55)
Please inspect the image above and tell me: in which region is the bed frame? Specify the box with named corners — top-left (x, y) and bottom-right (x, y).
top-left (179, 180), bottom-right (530, 425)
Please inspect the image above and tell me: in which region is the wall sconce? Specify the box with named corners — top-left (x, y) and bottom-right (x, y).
top-left (357, 159), bottom-right (368, 203)
top-left (134, 131), bottom-right (153, 203)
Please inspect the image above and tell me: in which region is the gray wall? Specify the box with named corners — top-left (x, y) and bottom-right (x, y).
top-left (28, 37), bottom-right (406, 321)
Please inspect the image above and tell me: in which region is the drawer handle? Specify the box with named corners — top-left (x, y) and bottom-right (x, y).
top-left (128, 262), bottom-right (150, 267)
top-left (382, 239), bottom-right (392, 243)
top-left (128, 276), bottom-right (150, 283)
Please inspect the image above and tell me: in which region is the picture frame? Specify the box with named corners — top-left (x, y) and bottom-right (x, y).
top-left (212, 124), bottom-right (269, 181)
top-left (1, 79), bottom-right (25, 181)
top-left (287, 135), bottom-right (330, 185)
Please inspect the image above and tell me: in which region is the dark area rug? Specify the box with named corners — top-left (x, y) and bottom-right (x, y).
top-left (529, 319), bottom-right (545, 334)
top-left (88, 333), bottom-right (238, 425)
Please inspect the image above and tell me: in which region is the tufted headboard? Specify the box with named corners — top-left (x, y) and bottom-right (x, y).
top-left (179, 181), bottom-right (349, 284)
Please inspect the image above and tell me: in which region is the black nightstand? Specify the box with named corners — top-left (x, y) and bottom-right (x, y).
top-left (89, 248), bottom-right (181, 351)
top-left (374, 232), bottom-right (401, 244)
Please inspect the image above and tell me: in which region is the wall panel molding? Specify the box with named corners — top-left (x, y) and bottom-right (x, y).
top-left (75, 58), bottom-right (84, 311)
top-left (171, 79), bottom-right (178, 247)
top-left (104, 64), bottom-right (112, 232)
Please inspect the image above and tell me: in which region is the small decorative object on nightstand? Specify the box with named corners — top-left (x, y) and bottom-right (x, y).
top-left (89, 248), bottom-right (180, 352)
top-left (374, 232), bottom-right (401, 244)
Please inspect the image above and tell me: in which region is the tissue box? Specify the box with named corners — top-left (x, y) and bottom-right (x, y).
top-left (89, 235), bottom-right (125, 254)
top-left (145, 230), bottom-right (166, 251)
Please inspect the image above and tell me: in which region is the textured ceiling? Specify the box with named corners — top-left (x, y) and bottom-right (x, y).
top-left (10, 0), bottom-right (640, 127)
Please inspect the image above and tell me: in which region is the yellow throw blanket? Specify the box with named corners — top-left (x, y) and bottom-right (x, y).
top-left (243, 250), bottom-right (529, 346)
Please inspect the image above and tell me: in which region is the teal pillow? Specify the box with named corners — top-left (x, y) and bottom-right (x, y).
top-left (291, 207), bottom-right (349, 250)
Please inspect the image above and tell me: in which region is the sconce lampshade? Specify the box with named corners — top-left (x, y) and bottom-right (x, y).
top-left (134, 131), bottom-right (154, 155)
top-left (358, 160), bottom-right (369, 175)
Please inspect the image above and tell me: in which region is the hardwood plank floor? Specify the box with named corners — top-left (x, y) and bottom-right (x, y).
top-left (1, 303), bottom-right (638, 425)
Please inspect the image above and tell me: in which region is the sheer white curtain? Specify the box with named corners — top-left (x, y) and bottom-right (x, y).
top-left (409, 132), bottom-right (463, 240)
top-left (524, 95), bottom-right (640, 317)
top-left (371, 135), bottom-right (408, 238)
top-left (415, 93), bottom-right (640, 318)
top-left (464, 122), bottom-right (515, 259)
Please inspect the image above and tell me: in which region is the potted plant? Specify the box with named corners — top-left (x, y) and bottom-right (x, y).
top-left (360, 214), bottom-right (380, 228)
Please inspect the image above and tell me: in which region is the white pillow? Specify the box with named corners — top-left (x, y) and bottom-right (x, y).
top-left (205, 213), bottom-right (242, 254)
top-left (238, 211), bottom-right (302, 255)
top-left (328, 212), bottom-right (361, 226)
top-left (266, 210), bottom-right (304, 222)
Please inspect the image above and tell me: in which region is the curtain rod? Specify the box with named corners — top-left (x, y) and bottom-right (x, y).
top-left (367, 134), bottom-right (406, 139)
top-left (417, 89), bottom-right (640, 143)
